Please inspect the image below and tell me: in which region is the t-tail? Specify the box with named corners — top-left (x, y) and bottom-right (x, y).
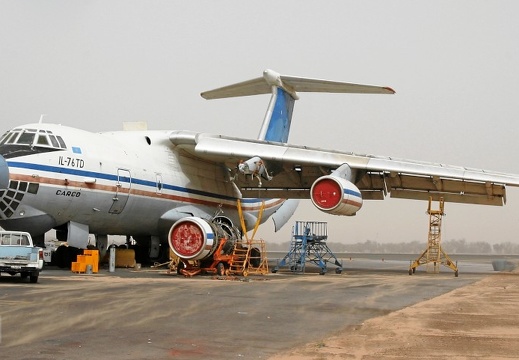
top-left (201, 69), bottom-right (395, 143)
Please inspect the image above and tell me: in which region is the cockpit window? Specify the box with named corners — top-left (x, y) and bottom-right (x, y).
top-left (56, 136), bottom-right (66, 149)
top-left (37, 134), bottom-right (50, 146)
top-left (0, 131), bottom-right (9, 145)
top-left (17, 132), bottom-right (35, 145)
top-left (48, 135), bottom-right (59, 147)
top-left (0, 128), bottom-right (67, 150)
top-left (5, 131), bottom-right (20, 144)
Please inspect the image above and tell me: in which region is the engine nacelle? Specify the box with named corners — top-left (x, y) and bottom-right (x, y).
top-left (310, 175), bottom-right (363, 216)
top-left (168, 217), bottom-right (239, 260)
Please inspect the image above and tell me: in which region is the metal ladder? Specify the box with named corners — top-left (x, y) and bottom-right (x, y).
top-left (409, 197), bottom-right (458, 276)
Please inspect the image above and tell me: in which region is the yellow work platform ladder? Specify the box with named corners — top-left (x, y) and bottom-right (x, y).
top-left (230, 199), bottom-right (269, 276)
top-left (228, 239), bottom-right (268, 276)
top-left (409, 196), bottom-right (458, 277)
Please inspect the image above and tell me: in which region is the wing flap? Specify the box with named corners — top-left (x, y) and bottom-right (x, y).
top-left (390, 189), bottom-right (504, 206)
top-left (369, 172), bottom-right (507, 205)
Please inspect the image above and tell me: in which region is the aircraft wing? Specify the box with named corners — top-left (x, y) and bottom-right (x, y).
top-left (170, 131), bottom-right (519, 206)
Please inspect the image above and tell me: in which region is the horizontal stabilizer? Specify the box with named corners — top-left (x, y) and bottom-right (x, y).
top-left (201, 69), bottom-right (395, 144)
top-left (201, 69), bottom-right (395, 100)
top-left (201, 76), bottom-right (272, 99)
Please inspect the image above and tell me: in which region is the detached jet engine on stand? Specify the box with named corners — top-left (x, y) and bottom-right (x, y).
top-left (167, 216), bottom-right (264, 276)
top-left (168, 216), bottom-right (240, 262)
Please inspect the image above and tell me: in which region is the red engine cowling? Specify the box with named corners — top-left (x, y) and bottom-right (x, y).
top-left (168, 217), bottom-right (219, 260)
top-left (310, 175), bottom-right (363, 216)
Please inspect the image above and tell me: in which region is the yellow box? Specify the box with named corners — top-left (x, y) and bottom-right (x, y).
top-left (71, 262), bottom-right (86, 273)
top-left (82, 250), bottom-right (99, 273)
top-left (85, 257), bottom-right (99, 273)
top-left (84, 249), bottom-right (99, 261)
top-left (115, 248), bottom-right (136, 268)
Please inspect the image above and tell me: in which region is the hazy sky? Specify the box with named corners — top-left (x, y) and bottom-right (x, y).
top-left (1, 1), bottom-right (519, 245)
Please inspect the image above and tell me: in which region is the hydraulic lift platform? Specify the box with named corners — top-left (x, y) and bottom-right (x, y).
top-left (272, 221), bottom-right (342, 275)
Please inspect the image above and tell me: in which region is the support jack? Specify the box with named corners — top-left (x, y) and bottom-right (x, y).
top-left (409, 197), bottom-right (459, 277)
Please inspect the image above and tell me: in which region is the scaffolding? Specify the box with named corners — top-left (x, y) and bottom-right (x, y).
top-left (272, 221), bottom-right (342, 275)
top-left (409, 197), bottom-right (458, 276)
top-left (228, 239), bottom-right (269, 276)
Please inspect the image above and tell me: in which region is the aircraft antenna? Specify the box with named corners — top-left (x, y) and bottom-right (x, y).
top-left (39, 114), bottom-right (47, 124)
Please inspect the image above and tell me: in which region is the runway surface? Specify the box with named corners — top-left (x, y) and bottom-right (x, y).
top-left (0, 258), bottom-right (508, 359)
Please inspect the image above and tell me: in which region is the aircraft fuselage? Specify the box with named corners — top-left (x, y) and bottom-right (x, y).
top-left (0, 124), bottom-right (280, 245)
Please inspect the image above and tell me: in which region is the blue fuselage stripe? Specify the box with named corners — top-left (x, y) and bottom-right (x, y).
top-left (7, 161), bottom-right (262, 204)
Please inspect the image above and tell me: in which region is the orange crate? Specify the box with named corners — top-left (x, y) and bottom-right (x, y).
top-left (71, 262), bottom-right (86, 273)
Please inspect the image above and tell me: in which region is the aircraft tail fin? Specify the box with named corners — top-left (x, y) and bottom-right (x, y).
top-left (201, 69), bottom-right (394, 143)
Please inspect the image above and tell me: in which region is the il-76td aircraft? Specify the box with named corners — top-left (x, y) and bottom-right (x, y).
top-left (0, 69), bottom-right (519, 264)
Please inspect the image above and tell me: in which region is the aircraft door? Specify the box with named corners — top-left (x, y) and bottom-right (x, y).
top-left (109, 169), bottom-right (131, 214)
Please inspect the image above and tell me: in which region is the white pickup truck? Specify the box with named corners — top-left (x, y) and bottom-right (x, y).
top-left (0, 231), bottom-right (44, 283)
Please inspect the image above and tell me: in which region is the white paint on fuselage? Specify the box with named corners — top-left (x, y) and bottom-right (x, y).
top-left (2, 123), bottom-right (283, 238)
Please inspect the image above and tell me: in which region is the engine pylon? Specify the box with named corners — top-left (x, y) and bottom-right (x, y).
top-left (409, 197), bottom-right (459, 277)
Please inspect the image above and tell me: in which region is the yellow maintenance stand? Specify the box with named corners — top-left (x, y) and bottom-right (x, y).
top-left (409, 196), bottom-right (459, 277)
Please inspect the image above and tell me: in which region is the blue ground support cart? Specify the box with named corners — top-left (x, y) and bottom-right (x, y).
top-left (272, 221), bottom-right (342, 275)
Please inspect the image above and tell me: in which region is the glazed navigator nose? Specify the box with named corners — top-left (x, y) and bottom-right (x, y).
top-left (0, 154), bottom-right (9, 189)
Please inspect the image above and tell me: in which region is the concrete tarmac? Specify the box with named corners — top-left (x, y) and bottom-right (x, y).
top-left (0, 259), bottom-right (501, 359)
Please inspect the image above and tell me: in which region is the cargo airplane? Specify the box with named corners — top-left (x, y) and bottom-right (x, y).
top-left (0, 69), bottom-right (518, 264)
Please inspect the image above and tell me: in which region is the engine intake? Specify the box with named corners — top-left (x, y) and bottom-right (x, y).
top-left (168, 217), bottom-right (239, 260)
top-left (310, 175), bottom-right (363, 216)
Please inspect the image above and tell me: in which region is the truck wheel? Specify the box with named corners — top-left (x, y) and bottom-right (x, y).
top-left (29, 274), bottom-right (39, 283)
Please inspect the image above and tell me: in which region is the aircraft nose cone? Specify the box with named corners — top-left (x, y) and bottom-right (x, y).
top-left (0, 154), bottom-right (9, 189)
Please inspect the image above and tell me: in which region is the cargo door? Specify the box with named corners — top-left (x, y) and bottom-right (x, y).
top-left (109, 169), bottom-right (131, 214)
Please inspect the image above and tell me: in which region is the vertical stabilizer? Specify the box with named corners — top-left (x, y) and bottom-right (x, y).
top-left (200, 69), bottom-right (394, 144)
top-left (258, 86), bottom-right (295, 143)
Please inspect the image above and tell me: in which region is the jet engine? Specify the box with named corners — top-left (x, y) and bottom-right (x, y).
top-left (168, 217), bottom-right (240, 260)
top-left (310, 175), bottom-right (363, 216)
